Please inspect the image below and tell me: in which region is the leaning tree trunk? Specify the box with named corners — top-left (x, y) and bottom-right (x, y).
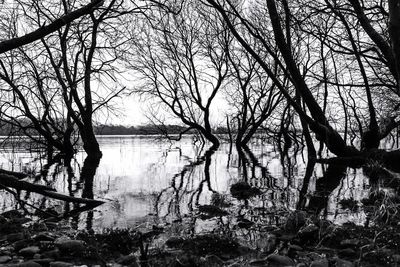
top-left (389, 0), bottom-right (400, 92)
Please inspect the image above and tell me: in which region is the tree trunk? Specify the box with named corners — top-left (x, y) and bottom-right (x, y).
top-left (389, 0), bottom-right (400, 91)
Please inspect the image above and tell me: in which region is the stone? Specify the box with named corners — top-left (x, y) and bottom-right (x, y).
top-left (335, 258), bottom-right (354, 267)
top-left (340, 239), bottom-right (360, 248)
top-left (289, 244), bottom-right (303, 251)
top-left (0, 256), bottom-right (11, 263)
top-left (203, 255), bottom-right (224, 266)
top-left (284, 211), bottom-right (307, 232)
top-left (310, 259), bottom-right (329, 267)
top-left (393, 254), bottom-right (400, 263)
top-left (32, 258), bottom-right (54, 265)
top-left (13, 240), bottom-right (31, 251)
top-left (257, 234), bottom-right (277, 253)
top-left (298, 224), bottom-right (319, 242)
top-left (1, 210), bottom-right (22, 219)
top-left (33, 232), bottom-right (55, 242)
top-left (54, 238), bottom-right (85, 254)
top-left (266, 254), bottom-right (295, 266)
top-left (19, 246), bottom-right (40, 257)
top-left (6, 233), bottom-right (24, 242)
top-left (338, 248), bottom-right (356, 257)
top-left (18, 261), bottom-right (42, 267)
top-left (42, 249), bottom-right (60, 259)
top-left (50, 261), bottom-right (74, 267)
top-left (250, 259), bottom-right (268, 266)
top-left (116, 254), bottom-right (136, 265)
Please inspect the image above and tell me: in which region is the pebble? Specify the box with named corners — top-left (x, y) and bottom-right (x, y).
top-left (266, 254), bottom-right (295, 266)
top-left (54, 239), bottom-right (85, 254)
top-left (42, 249), bottom-right (60, 259)
top-left (0, 256), bottom-right (11, 263)
top-left (116, 254), bottom-right (136, 265)
top-left (335, 258), bottom-right (354, 267)
top-left (249, 258), bottom-right (268, 266)
top-left (13, 239), bottom-right (31, 252)
top-left (340, 239), bottom-right (360, 248)
top-left (298, 224), bottom-right (319, 240)
top-left (338, 248), bottom-right (356, 257)
top-left (18, 261), bottom-right (42, 267)
top-left (50, 261), bottom-right (74, 267)
top-left (393, 254), bottom-right (400, 263)
top-left (19, 246), bottom-right (40, 257)
top-left (33, 232), bottom-right (55, 242)
top-left (310, 259), bottom-right (329, 267)
top-left (6, 233), bottom-right (24, 242)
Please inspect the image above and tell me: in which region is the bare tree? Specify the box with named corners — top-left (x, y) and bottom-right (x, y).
top-left (0, 0), bottom-right (134, 158)
top-left (0, 0), bottom-right (104, 53)
top-left (130, 1), bottom-right (231, 148)
top-left (203, 0), bottom-right (400, 159)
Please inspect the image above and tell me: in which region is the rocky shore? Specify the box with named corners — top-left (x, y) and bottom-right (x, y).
top-left (1, 207), bottom-right (400, 267)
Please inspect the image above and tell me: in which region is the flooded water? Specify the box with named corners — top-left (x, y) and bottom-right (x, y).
top-left (0, 135), bottom-right (386, 235)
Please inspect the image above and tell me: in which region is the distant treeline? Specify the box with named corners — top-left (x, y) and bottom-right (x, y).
top-left (94, 124), bottom-right (229, 135)
top-left (94, 124), bottom-right (192, 135)
top-left (0, 121), bottom-right (229, 136)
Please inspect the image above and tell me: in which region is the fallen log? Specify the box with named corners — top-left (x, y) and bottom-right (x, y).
top-left (0, 173), bottom-right (104, 206)
top-left (0, 169), bottom-right (28, 179)
top-left (0, 174), bottom-right (55, 192)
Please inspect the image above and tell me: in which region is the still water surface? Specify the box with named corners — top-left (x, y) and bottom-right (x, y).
top-left (0, 135), bottom-right (376, 233)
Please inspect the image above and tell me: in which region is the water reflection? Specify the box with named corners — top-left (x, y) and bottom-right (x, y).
top-left (0, 135), bottom-right (396, 233)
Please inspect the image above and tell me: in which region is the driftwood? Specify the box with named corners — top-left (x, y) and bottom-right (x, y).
top-left (0, 173), bottom-right (104, 206)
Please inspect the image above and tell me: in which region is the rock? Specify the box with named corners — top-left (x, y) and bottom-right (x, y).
top-left (338, 248), bottom-right (356, 257)
top-left (18, 261), bottom-right (42, 267)
top-left (33, 233), bottom-right (55, 242)
top-left (45, 222), bottom-right (58, 229)
top-left (256, 234), bottom-right (277, 253)
top-left (165, 237), bottom-right (184, 248)
top-left (307, 252), bottom-right (324, 261)
top-left (6, 233), bottom-right (24, 242)
top-left (42, 249), bottom-right (60, 259)
top-left (19, 246), bottom-right (40, 257)
top-left (1, 210), bottom-right (23, 219)
top-left (250, 259), bottom-right (268, 266)
top-left (237, 218), bottom-right (254, 229)
top-left (289, 244), bottom-right (303, 251)
top-left (393, 254), bottom-right (400, 263)
top-left (0, 246), bottom-right (13, 256)
top-left (31, 222), bottom-right (48, 232)
top-left (340, 239), bottom-right (360, 248)
top-left (116, 254), bottom-right (136, 265)
top-left (266, 254), bottom-right (295, 266)
top-left (50, 261), bottom-right (74, 267)
top-left (203, 255), bottom-right (224, 266)
top-left (230, 182), bottom-right (262, 200)
top-left (32, 258), bottom-right (54, 265)
top-left (0, 256), bottom-right (11, 263)
top-left (284, 211), bottom-right (307, 232)
top-left (54, 239), bottom-right (85, 254)
top-left (310, 259), bottom-right (329, 267)
top-left (13, 240), bottom-right (31, 251)
top-left (298, 224), bottom-right (319, 242)
top-left (335, 258), bottom-right (354, 267)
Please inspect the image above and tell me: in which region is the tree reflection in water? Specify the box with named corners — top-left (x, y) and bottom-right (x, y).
top-left (1, 136), bottom-right (399, 236)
